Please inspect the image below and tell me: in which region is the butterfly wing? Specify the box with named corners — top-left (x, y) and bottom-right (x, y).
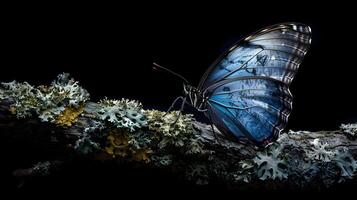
top-left (199, 23), bottom-right (311, 145)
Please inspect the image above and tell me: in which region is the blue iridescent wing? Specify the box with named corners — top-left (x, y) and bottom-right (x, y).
top-left (206, 77), bottom-right (292, 145)
top-left (199, 23), bottom-right (311, 145)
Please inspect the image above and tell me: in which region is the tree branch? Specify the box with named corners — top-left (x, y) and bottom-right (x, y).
top-left (1, 74), bottom-right (357, 190)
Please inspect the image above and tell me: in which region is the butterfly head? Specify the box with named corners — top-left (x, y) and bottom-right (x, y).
top-left (152, 62), bottom-right (208, 111)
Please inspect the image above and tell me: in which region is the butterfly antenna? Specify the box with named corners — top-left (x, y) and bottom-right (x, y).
top-left (152, 62), bottom-right (189, 84)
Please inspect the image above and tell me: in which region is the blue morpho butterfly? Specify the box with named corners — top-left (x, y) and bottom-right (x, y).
top-left (153, 23), bottom-right (311, 147)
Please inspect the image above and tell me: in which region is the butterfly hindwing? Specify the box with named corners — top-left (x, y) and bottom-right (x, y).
top-left (207, 77), bottom-right (292, 144)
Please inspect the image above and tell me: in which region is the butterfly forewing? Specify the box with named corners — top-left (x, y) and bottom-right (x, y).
top-left (199, 23), bottom-right (311, 145)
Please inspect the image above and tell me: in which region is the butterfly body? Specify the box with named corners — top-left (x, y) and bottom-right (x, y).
top-left (183, 84), bottom-right (208, 111)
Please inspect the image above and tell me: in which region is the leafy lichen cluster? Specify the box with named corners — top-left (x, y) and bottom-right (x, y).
top-left (66, 97), bottom-right (204, 164)
top-left (0, 73), bottom-right (89, 125)
top-left (253, 143), bottom-right (288, 180)
top-left (97, 98), bottom-right (147, 131)
top-left (341, 123), bottom-right (357, 137)
top-left (80, 109), bottom-right (204, 164)
top-left (145, 110), bottom-right (203, 152)
top-left (225, 130), bottom-right (357, 187)
top-left (174, 128), bottom-right (357, 186)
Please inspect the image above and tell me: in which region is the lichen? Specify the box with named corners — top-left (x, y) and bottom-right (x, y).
top-left (185, 137), bottom-right (204, 155)
top-left (1, 81), bottom-right (40, 118)
top-left (4, 73), bottom-right (357, 188)
top-left (146, 110), bottom-right (193, 137)
top-left (340, 123), bottom-right (357, 137)
top-left (36, 73), bottom-right (89, 123)
top-left (74, 120), bottom-right (104, 155)
top-left (231, 160), bottom-right (255, 183)
top-left (0, 73), bottom-right (89, 124)
top-left (306, 138), bottom-right (336, 162)
top-left (186, 164), bottom-right (209, 185)
top-left (50, 73), bottom-right (89, 107)
top-left (333, 147), bottom-right (357, 180)
top-left (97, 98), bottom-right (147, 131)
top-left (151, 155), bottom-right (173, 166)
top-left (132, 148), bottom-right (153, 163)
top-left (104, 129), bottom-right (153, 163)
top-left (74, 134), bottom-right (100, 155)
top-left (253, 143), bottom-right (288, 180)
top-left (127, 131), bottom-right (153, 150)
top-left (145, 110), bottom-right (199, 150)
top-left (105, 129), bottom-right (130, 158)
top-left (55, 105), bottom-right (84, 127)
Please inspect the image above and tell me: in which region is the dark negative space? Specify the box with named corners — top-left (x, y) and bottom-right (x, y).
top-left (0, 3), bottom-right (356, 195)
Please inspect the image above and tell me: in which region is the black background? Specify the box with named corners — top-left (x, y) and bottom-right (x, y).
top-left (2, 3), bottom-right (356, 131)
top-left (1, 2), bottom-right (356, 196)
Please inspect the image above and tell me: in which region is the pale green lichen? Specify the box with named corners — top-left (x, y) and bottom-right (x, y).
top-left (306, 138), bottom-right (336, 162)
top-left (145, 110), bottom-right (199, 150)
top-left (1, 81), bottom-right (40, 118)
top-left (145, 110), bottom-right (193, 137)
top-left (36, 73), bottom-right (89, 122)
top-left (93, 107), bottom-right (203, 162)
top-left (51, 73), bottom-right (89, 107)
top-left (228, 132), bottom-right (357, 185)
top-left (232, 160), bottom-right (255, 183)
top-left (151, 155), bottom-right (173, 166)
top-left (253, 143), bottom-right (288, 180)
top-left (340, 123), bottom-right (357, 137)
top-left (97, 98), bottom-right (147, 131)
top-left (75, 133), bottom-right (101, 155)
top-left (0, 73), bottom-right (89, 123)
top-left (74, 120), bottom-right (104, 155)
top-left (127, 131), bottom-right (153, 150)
top-left (333, 147), bottom-right (357, 180)
top-left (185, 138), bottom-right (204, 155)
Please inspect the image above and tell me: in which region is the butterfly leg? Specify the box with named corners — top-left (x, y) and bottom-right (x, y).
top-left (207, 114), bottom-right (222, 145)
top-left (164, 96), bottom-right (185, 117)
top-left (172, 96), bottom-right (187, 124)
